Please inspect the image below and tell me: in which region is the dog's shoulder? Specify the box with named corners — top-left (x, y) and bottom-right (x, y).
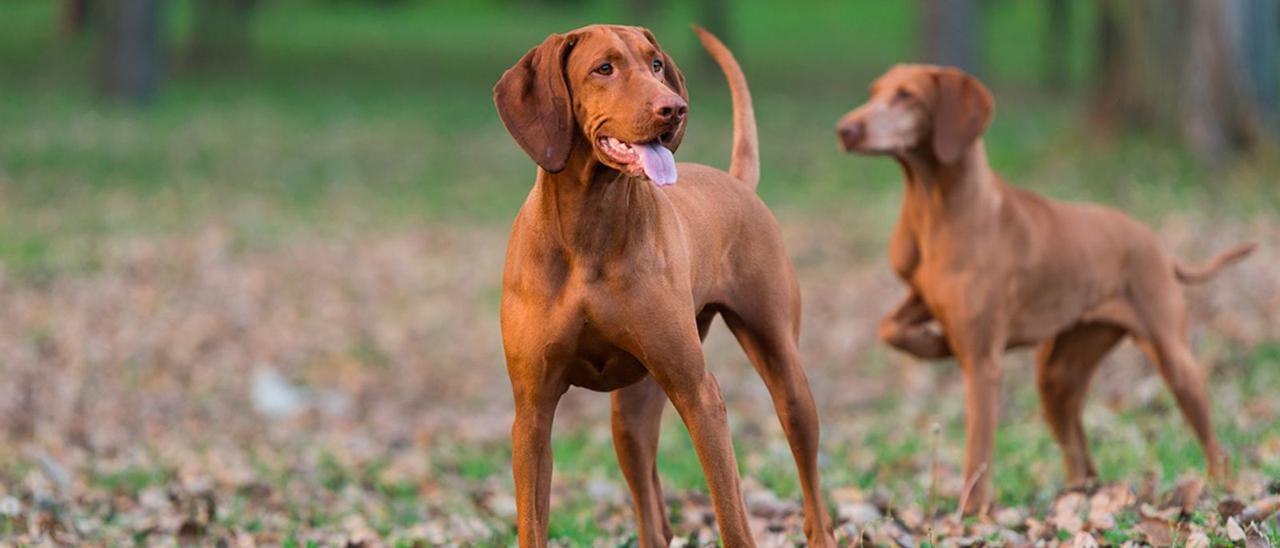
top-left (670, 162), bottom-right (757, 198)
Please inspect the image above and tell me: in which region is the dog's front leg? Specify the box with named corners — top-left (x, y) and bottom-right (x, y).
top-left (879, 291), bottom-right (952, 359)
top-left (508, 365), bottom-right (569, 548)
top-left (952, 334), bottom-right (1005, 516)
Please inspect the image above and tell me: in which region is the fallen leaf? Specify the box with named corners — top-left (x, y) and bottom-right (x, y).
top-left (1070, 531), bottom-right (1099, 548)
top-left (993, 506), bottom-right (1023, 529)
top-left (1137, 513), bottom-right (1174, 547)
top-left (1184, 530), bottom-right (1210, 548)
top-left (1226, 517), bottom-right (1246, 542)
top-left (1166, 475), bottom-right (1205, 514)
top-left (1050, 492), bottom-right (1087, 534)
top-left (1244, 523), bottom-right (1274, 548)
top-left (1241, 495), bottom-right (1280, 523)
top-left (836, 501), bottom-right (881, 527)
top-left (1024, 517), bottom-right (1051, 541)
top-left (1219, 497), bottom-right (1247, 520)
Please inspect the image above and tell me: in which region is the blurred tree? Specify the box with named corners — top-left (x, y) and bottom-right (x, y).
top-left (1042, 0), bottom-right (1070, 90)
top-left (1235, 0), bottom-right (1279, 132)
top-left (1182, 0), bottom-right (1259, 164)
top-left (1090, 0), bottom-right (1174, 129)
top-left (920, 0), bottom-right (979, 73)
top-left (60, 0), bottom-right (93, 37)
top-left (187, 0), bottom-right (258, 71)
top-left (97, 0), bottom-right (163, 103)
top-left (1092, 0), bottom-right (1273, 165)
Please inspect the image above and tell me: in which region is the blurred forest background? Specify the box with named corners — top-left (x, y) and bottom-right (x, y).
top-left (1, 0), bottom-right (1279, 545)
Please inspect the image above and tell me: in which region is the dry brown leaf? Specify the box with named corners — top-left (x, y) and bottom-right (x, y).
top-left (1241, 495), bottom-right (1280, 523)
top-left (1166, 475), bottom-right (1205, 514)
top-left (1184, 529), bottom-right (1211, 548)
top-left (1070, 531), bottom-right (1099, 548)
top-left (1050, 492), bottom-right (1087, 534)
top-left (992, 506), bottom-right (1023, 530)
top-left (1137, 513), bottom-right (1175, 547)
top-left (1219, 497), bottom-right (1247, 520)
top-left (1087, 487), bottom-right (1129, 532)
top-left (1226, 517), bottom-right (1247, 542)
top-left (1244, 524), bottom-right (1274, 548)
top-left (1024, 517), bottom-right (1051, 541)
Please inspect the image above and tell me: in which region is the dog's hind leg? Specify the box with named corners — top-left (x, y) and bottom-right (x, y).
top-left (1128, 262), bottom-right (1229, 481)
top-left (611, 377), bottom-right (674, 548)
top-left (722, 292), bottom-right (837, 547)
top-left (613, 301), bottom-right (756, 547)
top-left (1035, 323), bottom-right (1126, 488)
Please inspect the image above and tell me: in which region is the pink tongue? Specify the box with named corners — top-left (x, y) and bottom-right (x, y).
top-left (635, 142), bottom-right (677, 186)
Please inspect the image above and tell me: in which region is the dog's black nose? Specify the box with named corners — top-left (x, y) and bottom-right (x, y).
top-left (837, 121), bottom-right (864, 149)
top-left (654, 96), bottom-right (688, 123)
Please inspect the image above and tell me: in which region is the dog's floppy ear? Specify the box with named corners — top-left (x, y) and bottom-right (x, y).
top-left (494, 33), bottom-right (576, 173)
top-left (930, 68), bottom-right (993, 165)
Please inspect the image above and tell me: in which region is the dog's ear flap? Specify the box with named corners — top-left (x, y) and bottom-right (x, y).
top-left (494, 33), bottom-right (576, 173)
top-left (641, 28), bottom-right (687, 101)
top-left (930, 69), bottom-right (993, 165)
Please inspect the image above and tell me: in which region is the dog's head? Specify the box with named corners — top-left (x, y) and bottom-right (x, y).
top-left (494, 25), bottom-right (688, 185)
top-left (836, 64), bottom-right (993, 165)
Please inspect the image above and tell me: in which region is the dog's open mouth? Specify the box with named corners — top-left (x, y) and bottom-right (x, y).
top-left (597, 136), bottom-right (678, 186)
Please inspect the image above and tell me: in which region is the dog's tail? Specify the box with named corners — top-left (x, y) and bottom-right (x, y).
top-left (1174, 242), bottom-right (1257, 284)
top-left (693, 25), bottom-right (759, 190)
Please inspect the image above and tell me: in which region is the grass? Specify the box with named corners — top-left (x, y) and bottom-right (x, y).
top-left (1, 0), bottom-right (1278, 544)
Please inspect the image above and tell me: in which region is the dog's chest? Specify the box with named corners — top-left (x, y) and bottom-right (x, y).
top-left (563, 323), bottom-right (649, 392)
top-left (887, 222), bottom-right (921, 281)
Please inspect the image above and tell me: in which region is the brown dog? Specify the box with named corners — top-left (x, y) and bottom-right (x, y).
top-left (494, 26), bottom-right (835, 546)
top-left (836, 64), bottom-right (1255, 514)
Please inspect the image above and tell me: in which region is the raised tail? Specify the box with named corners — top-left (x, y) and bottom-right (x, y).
top-left (1175, 242), bottom-right (1257, 284)
top-left (693, 25), bottom-right (759, 190)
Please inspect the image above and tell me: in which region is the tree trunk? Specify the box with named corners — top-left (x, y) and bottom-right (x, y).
top-left (920, 0), bottom-right (979, 73)
top-left (1234, 0), bottom-right (1279, 131)
top-left (1182, 0), bottom-right (1258, 164)
top-left (60, 0), bottom-right (93, 37)
top-left (1042, 0), bottom-right (1071, 90)
top-left (97, 0), bottom-right (163, 103)
top-left (1090, 0), bottom-right (1187, 131)
top-left (186, 0), bottom-right (257, 71)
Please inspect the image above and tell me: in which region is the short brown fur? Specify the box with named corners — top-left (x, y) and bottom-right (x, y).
top-left (837, 64), bottom-right (1255, 515)
top-left (495, 25), bottom-right (835, 546)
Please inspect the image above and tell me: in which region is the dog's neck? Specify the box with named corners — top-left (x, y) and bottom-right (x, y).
top-left (533, 146), bottom-right (662, 262)
top-left (895, 139), bottom-right (1002, 220)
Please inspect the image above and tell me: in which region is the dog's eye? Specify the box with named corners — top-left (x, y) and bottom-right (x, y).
top-left (893, 88), bottom-right (913, 102)
top-left (651, 59), bottom-right (663, 73)
top-left (595, 63), bottom-right (613, 76)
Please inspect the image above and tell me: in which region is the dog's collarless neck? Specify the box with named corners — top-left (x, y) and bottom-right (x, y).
top-left (898, 142), bottom-right (1001, 217)
top-left (535, 164), bottom-right (665, 261)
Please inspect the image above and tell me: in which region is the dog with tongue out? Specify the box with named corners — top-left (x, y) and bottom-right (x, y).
top-left (493, 24), bottom-right (837, 548)
top-left (600, 136), bottom-right (678, 185)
